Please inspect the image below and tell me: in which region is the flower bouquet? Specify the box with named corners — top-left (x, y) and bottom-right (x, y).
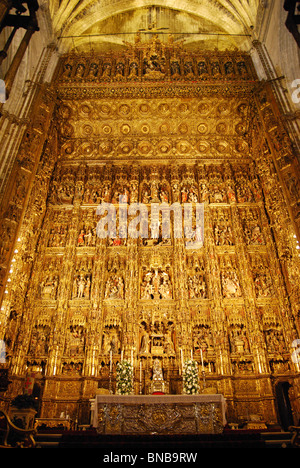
top-left (116, 360), bottom-right (134, 395)
top-left (182, 359), bottom-right (199, 394)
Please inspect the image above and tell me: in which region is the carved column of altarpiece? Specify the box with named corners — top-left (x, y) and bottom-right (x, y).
top-left (1, 36), bottom-right (300, 426)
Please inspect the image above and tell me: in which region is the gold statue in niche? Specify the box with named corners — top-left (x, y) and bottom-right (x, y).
top-left (220, 256), bottom-right (242, 298)
top-left (141, 267), bottom-right (172, 300)
top-left (139, 318), bottom-right (175, 357)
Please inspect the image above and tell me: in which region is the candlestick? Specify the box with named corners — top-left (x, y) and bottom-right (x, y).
top-left (121, 350), bottom-right (123, 361)
top-left (180, 348), bottom-right (184, 372)
top-left (256, 349), bottom-right (262, 374)
top-left (200, 348), bottom-right (204, 371)
top-left (200, 348), bottom-right (206, 389)
top-left (139, 360), bottom-right (142, 395)
top-left (109, 349), bottom-right (113, 394)
top-left (219, 350), bottom-right (224, 374)
top-left (191, 349), bottom-right (193, 360)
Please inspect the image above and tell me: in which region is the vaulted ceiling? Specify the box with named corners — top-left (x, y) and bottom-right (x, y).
top-left (48, 0), bottom-right (261, 52)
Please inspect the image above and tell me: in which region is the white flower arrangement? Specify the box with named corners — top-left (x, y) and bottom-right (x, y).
top-left (116, 360), bottom-right (134, 395)
top-left (182, 359), bottom-right (199, 395)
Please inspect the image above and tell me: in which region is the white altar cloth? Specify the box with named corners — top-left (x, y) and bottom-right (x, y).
top-left (90, 394), bottom-right (226, 434)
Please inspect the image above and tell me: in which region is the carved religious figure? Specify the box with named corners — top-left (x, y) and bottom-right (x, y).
top-left (102, 327), bottom-right (121, 355)
top-left (29, 324), bottom-right (50, 356)
top-left (105, 274), bottom-right (124, 299)
top-left (40, 275), bottom-right (59, 300)
top-left (141, 268), bottom-right (172, 300)
top-left (221, 269), bottom-right (241, 298)
top-left (150, 358), bottom-right (169, 393)
top-left (66, 325), bottom-right (85, 357)
top-left (244, 223), bottom-right (264, 245)
top-left (264, 327), bottom-right (286, 354)
top-left (253, 271), bottom-right (273, 297)
top-left (152, 358), bottom-right (164, 380)
top-left (139, 319), bottom-right (175, 357)
top-left (214, 224), bottom-right (234, 246)
top-left (139, 324), bottom-right (150, 354)
top-left (193, 326), bottom-right (214, 354)
top-left (72, 274), bottom-right (91, 299)
top-left (188, 272), bottom-right (206, 298)
top-left (164, 326), bottom-right (175, 354)
top-left (229, 329), bottom-right (249, 354)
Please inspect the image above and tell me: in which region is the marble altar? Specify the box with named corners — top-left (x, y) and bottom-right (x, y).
top-left (90, 394), bottom-right (226, 434)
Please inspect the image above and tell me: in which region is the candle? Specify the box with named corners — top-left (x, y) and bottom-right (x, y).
top-left (131, 348), bottom-right (133, 366)
top-left (200, 348), bottom-right (204, 372)
top-left (190, 349), bottom-right (193, 360)
top-left (180, 348), bottom-right (184, 371)
top-left (91, 348), bottom-right (96, 376)
top-left (140, 360), bottom-right (142, 383)
top-left (110, 349), bottom-right (112, 373)
top-left (256, 349), bottom-right (262, 374)
top-left (219, 351), bottom-right (223, 374)
top-left (121, 350), bottom-right (123, 361)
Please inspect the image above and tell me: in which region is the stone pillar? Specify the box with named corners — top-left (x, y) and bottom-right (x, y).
top-left (4, 25), bottom-right (35, 98)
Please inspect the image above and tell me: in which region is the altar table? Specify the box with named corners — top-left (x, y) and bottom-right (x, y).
top-left (90, 394), bottom-right (226, 434)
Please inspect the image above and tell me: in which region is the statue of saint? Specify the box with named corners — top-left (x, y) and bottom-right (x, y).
top-left (152, 358), bottom-right (163, 381)
top-left (140, 325), bottom-right (150, 354)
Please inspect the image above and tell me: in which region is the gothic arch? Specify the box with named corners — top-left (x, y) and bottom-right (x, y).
top-left (50, 0), bottom-right (259, 52)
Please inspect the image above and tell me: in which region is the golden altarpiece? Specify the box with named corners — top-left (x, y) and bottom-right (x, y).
top-left (1, 35), bottom-right (300, 426)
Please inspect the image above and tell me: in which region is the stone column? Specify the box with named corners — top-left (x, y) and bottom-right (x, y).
top-left (4, 25), bottom-right (36, 98)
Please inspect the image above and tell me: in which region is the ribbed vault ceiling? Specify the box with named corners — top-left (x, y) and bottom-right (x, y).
top-left (49, 0), bottom-right (260, 52)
